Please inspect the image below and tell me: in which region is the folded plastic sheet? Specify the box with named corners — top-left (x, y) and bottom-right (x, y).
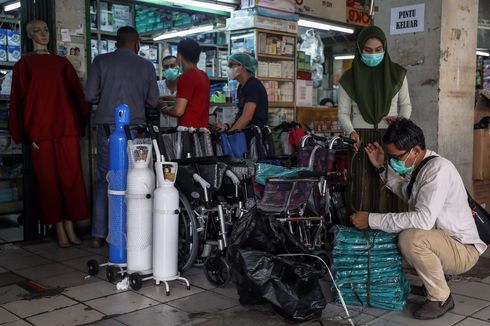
top-left (255, 163), bottom-right (309, 186)
top-left (332, 226), bottom-right (409, 311)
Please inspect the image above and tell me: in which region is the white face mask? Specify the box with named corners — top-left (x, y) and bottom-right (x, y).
top-left (226, 66), bottom-right (239, 80)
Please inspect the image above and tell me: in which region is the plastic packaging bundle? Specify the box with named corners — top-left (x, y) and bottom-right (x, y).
top-left (332, 226), bottom-right (410, 311)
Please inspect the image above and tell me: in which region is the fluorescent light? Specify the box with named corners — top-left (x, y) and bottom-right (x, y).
top-left (230, 33), bottom-right (255, 41)
top-left (4, 1), bottom-right (20, 11)
top-left (153, 25), bottom-right (214, 41)
top-left (298, 19), bottom-right (354, 34)
top-left (161, 0), bottom-right (234, 13)
top-left (334, 55), bottom-right (355, 60)
top-left (477, 51), bottom-right (490, 57)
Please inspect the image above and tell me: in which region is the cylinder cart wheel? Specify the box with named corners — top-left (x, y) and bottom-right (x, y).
top-left (106, 266), bottom-right (116, 283)
top-left (204, 255), bottom-right (231, 287)
top-left (129, 273), bottom-right (143, 290)
top-left (86, 259), bottom-right (99, 276)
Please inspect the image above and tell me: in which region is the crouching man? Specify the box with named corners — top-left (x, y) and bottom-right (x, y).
top-left (351, 118), bottom-right (487, 320)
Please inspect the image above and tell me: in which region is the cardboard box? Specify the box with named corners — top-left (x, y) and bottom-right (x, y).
top-left (297, 0), bottom-right (346, 23)
top-left (6, 30), bottom-right (20, 46)
top-left (473, 129), bottom-right (490, 180)
top-left (296, 80), bottom-right (313, 106)
top-left (241, 0), bottom-right (296, 13)
top-left (7, 46), bottom-right (20, 62)
top-left (226, 15), bottom-right (298, 34)
top-left (0, 29), bottom-right (7, 46)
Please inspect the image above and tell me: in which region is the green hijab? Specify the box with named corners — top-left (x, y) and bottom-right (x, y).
top-left (339, 25), bottom-right (407, 126)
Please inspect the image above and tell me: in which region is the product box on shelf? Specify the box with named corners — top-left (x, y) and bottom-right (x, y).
top-left (0, 45), bottom-right (7, 62)
top-left (297, 0), bottom-right (346, 23)
top-left (112, 3), bottom-right (132, 30)
top-left (226, 15), bottom-right (298, 34)
top-left (7, 46), bottom-right (20, 62)
top-left (268, 62), bottom-right (282, 78)
top-left (107, 40), bottom-right (117, 53)
top-left (257, 61), bottom-right (269, 77)
top-left (6, 30), bottom-right (20, 46)
top-left (0, 30), bottom-right (7, 46)
top-left (281, 61), bottom-right (294, 79)
top-left (241, 0), bottom-right (296, 13)
top-left (296, 80), bottom-right (313, 106)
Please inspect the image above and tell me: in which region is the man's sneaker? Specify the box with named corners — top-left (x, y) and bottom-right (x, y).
top-left (413, 294), bottom-right (455, 320)
top-left (410, 285), bottom-right (428, 297)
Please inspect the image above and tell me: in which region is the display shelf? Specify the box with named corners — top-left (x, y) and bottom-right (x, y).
top-left (257, 53), bottom-right (294, 61)
top-left (0, 18), bottom-right (19, 25)
top-left (259, 76), bottom-right (294, 82)
top-left (269, 102), bottom-right (294, 108)
top-left (91, 29), bottom-right (117, 37)
top-left (256, 28), bottom-right (297, 38)
top-left (0, 200), bottom-right (22, 215)
top-left (0, 62), bottom-right (15, 67)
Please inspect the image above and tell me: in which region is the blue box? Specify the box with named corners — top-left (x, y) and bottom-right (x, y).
top-left (7, 30), bottom-right (20, 46)
top-left (0, 45), bottom-right (7, 62)
top-left (7, 46), bottom-right (20, 62)
top-left (0, 29), bottom-right (7, 45)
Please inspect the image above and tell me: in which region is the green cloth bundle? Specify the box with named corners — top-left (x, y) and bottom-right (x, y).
top-left (332, 226), bottom-right (410, 311)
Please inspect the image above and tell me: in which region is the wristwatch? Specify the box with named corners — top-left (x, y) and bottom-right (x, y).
top-left (376, 165), bottom-right (386, 174)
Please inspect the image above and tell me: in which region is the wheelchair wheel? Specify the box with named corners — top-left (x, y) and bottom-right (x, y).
top-left (178, 191), bottom-right (199, 273)
top-left (204, 255), bottom-right (231, 287)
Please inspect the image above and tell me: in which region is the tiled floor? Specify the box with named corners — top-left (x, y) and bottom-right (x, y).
top-left (0, 239), bottom-right (489, 326)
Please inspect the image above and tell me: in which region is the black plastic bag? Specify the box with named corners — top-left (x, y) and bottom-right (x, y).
top-left (227, 209), bottom-right (326, 322)
top-left (468, 194), bottom-right (490, 244)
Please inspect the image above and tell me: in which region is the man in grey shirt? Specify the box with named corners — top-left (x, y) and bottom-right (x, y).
top-left (86, 26), bottom-right (159, 248)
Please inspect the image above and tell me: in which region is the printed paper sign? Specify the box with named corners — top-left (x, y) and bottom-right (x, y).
top-left (390, 4), bottom-right (424, 35)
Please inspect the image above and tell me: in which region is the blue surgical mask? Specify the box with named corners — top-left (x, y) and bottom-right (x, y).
top-left (389, 149), bottom-right (414, 175)
top-left (163, 68), bottom-right (180, 81)
top-left (361, 53), bottom-right (385, 67)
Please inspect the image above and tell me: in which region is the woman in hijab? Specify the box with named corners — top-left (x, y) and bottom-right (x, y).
top-left (338, 25), bottom-right (412, 214)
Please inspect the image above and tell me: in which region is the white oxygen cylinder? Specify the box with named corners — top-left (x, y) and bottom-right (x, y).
top-left (126, 144), bottom-right (155, 274)
top-left (153, 161), bottom-right (180, 279)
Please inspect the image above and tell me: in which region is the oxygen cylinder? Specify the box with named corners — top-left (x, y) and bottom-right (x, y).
top-left (152, 161), bottom-right (180, 279)
top-left (126, 143), bottom-right (155, 273)
top-left (108, 104), bottom-right (130, 264)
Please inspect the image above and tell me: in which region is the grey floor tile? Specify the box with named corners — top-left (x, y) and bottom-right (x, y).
top-left (1, 320), bottom-right (32, 326)
top-left (181, 267), bottom-right (204, 277)
top-left (451, 281), bottom-right (490, 301)
top-left (185, 272), bottom-right (216, 290)
top-left (85, 291), bottom-right (159, 316)
top-left (210, 284), bottom-right (239, 300)
top-left (481, 248), bottom-right (490, 259)
top-left (321, 303), bottom-right (377, 325)
top-left (473, 305), bottom-right (490, 322)
top-left (88, 319), bottom-right (126, 326)
top-left (0, 245), bottom-right (33, 259)
top-left (37, 270), bottom-right (99, 289)
top-left (26, 303), bottom-right (105, 326)
top-left (0, 284), bottom-right (30, 305)
top-left (0, 255), bottom-right (52, 271)
top-left (79, 245), bottom-right (109, 257)
top-left (452, 294), bottom-right (490, 316)
top-left (0, 273), bottom-right (25, 288)
top-left (0, 267), bottom-right (6, 273)
top-left (138, 281), bottom-right (203, 303)
top-left (456, 318), bottom-right (490, 326)
top-left (64, 281), bottom-right (121, 302)
top-left (167, 291), bottom-right (238, 314)
top-left (482, 277), bottom-right (490, 285)
top-left (34, 247), bottom-right (93, 262)
top-left (15, 263), bottom-right (75, 281)
top-left (115, 303), bottom-right (190, 326)
top-left (62, 255), bottom-right (106, 273)
top-left (22, 242), bottom-right (60, 254)
top-left (1, 294), bottom-right (77, 318)
top-left (0, 306), bottom-right (18, 324)
top-left (367, 302), bottom-right (465, 326)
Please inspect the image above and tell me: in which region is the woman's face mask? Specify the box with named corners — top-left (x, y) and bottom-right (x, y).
top-left (360, 37), bottom-right (385, 67)
top-left (389, 149), bottom-right (415, 175)
top-left (361, 53), bottom-right (385, 67)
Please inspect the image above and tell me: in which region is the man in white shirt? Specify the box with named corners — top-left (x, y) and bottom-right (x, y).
top-left (157, 55), bottom-right (179, 127)
top-left (351, 118), bottom-right (486, 320)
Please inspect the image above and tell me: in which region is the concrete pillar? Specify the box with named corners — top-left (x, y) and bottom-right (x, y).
top-left (375, 0), bottom-right (478, 186)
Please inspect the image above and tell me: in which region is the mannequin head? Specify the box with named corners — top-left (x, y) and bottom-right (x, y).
top-left (116, 26), bottom-right (140, 54)
top-left (26, 20), bottom-right (49, 51)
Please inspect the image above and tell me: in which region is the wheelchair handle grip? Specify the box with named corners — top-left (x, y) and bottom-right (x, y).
top-left (192, 173), bottom-right (210, 189)
top-left (225, 170), bottom-right (240, 185)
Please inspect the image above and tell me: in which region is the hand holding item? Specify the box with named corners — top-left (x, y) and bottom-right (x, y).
top-left (364, 142), bottom-right (385, 169)
top-left (350, 131), bottom-right (360, 151)
top-left (384, 116), bottom-right (398, 124)
top-left (215, 122), bottom-right (228, 132)
top-left (351, 211), bottom-right (370, 230)
top-left (32, 142), bottom-right (39, 149)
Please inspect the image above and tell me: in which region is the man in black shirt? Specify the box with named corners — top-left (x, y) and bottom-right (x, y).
top-left (219, 53), bottom-right (268, 131)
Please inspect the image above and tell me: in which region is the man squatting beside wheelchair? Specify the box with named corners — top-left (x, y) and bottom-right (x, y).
top-left (351, 118), bottom-right (487, 320)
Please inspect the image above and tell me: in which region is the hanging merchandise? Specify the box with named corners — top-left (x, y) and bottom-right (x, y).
top-left (299, 29), bottom-right (325, 88)
top-left (126, 139), bottom-right (155, 290)
top-left (332, 226), bottom-right (410, 311)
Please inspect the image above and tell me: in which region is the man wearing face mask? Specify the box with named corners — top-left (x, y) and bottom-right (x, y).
top-left (217, 53), bottom-right (268, 132)
top-left (351, 118), bottom-right (486, 320)
top-left (338, 25), bottom-right (412, 218)
top-left (161, 38), bottom-right (209, 128)
top-left (86, 26), bottom-right (159, 248)
top-left (157, 55), bottom-right (180, 127)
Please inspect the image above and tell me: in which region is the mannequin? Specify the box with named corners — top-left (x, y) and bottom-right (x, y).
top-left (9, 20), bottom-right (90, 247)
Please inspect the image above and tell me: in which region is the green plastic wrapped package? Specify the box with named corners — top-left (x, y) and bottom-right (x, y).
top-left (332, 226), bottom-right (410, 311)
top-left (255, 163), bottom-right (309, 186)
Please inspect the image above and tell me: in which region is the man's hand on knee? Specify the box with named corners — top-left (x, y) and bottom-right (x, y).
top-left (351, 211), bottom-right (370, 229)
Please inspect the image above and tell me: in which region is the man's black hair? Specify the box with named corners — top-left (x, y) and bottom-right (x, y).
top-left (382, 118), bottom-right (426, 151)
top-left (116, 26), bottom-right (139, 45)
top-left (177, 38), bottom-right (201, 65)
top-left (162, 55), bottom-right (177, 62)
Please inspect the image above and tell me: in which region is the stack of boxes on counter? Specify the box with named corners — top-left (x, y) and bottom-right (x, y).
top-left (0, 28), bottom-right (20, 63)
top-left (295, 50), bottom-right (313, 107)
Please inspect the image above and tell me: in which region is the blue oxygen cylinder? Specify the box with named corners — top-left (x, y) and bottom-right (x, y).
top-left (108, 104), bottom-right (130, 264)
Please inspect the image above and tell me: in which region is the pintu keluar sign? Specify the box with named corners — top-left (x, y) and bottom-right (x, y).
top-left (390, 3), bottom-right (425, 35)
